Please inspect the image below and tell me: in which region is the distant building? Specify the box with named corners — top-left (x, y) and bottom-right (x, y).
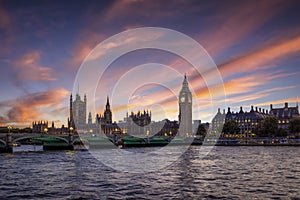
top-left (68, 93), bottom-right (87, 130)
top-left (155, 119), bottom-right (179, 137)
top-left (32, 121), bottom-right (48, 133)
top-left (95, 96), bottom-right (118, 134)
top-left (212, 106), bottom-right (270, 138)
top-left (269, 102), bottom-right (299, 132)
top-left (32, 121), bottom-right (69, 134)
top-left (192, 120), bottom-right (201, 134)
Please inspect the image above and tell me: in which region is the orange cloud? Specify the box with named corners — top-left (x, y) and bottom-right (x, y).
top-left (254, 97), bottom-right (300, 108)
top-left (0, 88), bottom-right (69, 127)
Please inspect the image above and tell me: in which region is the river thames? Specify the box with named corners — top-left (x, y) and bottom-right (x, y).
top-left (0, 146), bottom-right (299, 199)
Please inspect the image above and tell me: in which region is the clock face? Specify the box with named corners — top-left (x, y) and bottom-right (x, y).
top-left (180, 96), bottom-right (185, 102)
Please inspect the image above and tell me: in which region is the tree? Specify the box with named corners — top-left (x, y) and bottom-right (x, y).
top-left (196, 124), bottom-right (207, 136)
top-left (260, 116), bottom-right (278, 137)
top-left (276, 128), bottom-right (287, 137)
top-left (289, 118), bottom-right (300, 136)
top-left (222, 120), bottom-right (240, 135)
top-left (20, 127), bottom-right (33, 133)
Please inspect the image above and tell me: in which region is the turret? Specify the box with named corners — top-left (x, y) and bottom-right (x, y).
top-left (227, 107), bottom-right (231, 114)
top-left (88, 112), bottom-right (92, 124)
top-left (239, 106), bottom-right (244, 113)
top-left (70, 94), bottom-right (73, 122)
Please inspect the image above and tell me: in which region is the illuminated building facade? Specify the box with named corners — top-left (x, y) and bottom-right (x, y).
top-left (213, 106), bottom-right (270, 138)
top-left (270, 102), bottom-right (299, 132)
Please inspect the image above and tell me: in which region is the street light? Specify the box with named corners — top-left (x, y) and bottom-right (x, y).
top-left (7, 125), bottom-right (12, 133)
top-left (44, 128), bottom-right (48, 134)
top-left (69, 127), bottom-right (74, 134)
top-left (7, 125), bottom-right (13, 147)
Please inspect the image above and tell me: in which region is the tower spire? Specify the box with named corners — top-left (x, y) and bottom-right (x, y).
top-left (77, 83), bottom-right (80, 95)
top-left (181, 73), bottom-right (190, 92)
top-left (106, 96), bottom-right (110, 107)
top-left (104, 95), bottom-right (112, 124)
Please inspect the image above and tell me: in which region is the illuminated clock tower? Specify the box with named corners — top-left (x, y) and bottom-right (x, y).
top-left (178, 74), bottom-right (192, 137)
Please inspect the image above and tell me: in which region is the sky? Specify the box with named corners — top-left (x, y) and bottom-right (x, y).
top-left (0, 0), bottom-right (299, 128)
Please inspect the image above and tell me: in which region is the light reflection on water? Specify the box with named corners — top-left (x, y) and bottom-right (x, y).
top-left (0, 146), bottom-right (299, 199)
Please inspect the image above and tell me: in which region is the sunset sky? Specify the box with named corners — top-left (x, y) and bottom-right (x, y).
top-left (0, 0), bottom-right (299, 128)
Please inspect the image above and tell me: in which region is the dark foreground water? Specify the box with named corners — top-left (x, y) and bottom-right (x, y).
top-left (0, 146), bottom-right (299, 199)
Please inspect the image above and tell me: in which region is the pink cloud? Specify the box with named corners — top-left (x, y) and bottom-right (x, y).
top-left (68, 31), bottom-right (107, 68)
top-left (12, 51), bottom-right (56, 83)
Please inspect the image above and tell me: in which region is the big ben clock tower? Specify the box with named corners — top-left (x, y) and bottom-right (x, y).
top-left (178, 74), bottom-right (192, 137)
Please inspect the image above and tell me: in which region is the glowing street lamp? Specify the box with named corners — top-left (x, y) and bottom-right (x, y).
top-left (69, 127), bottom-right (74, 133)
top-left (7, 125), bottom-right (13, 146)
top-left (44, 128), bottom-right (48, 134)
top-left (7, 125), bottom-right (12, 133)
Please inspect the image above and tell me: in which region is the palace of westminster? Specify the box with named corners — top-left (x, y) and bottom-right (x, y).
top-left (32, 75), bottom-right (299, 137)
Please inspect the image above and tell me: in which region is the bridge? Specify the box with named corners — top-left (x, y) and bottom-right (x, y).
top-left (0, 132), bottom-right (82, 153)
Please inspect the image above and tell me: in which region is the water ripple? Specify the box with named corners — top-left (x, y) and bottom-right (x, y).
top-left (1, 146), bottom-right (300, 199)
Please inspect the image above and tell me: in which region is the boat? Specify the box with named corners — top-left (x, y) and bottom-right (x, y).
top-left (13, 142), bottom-right (21, 147)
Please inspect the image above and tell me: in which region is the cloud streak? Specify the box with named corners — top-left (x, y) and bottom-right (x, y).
top-left (201, 0), bottom-right (291, 57)
top-left (218, 35), bottom-right (300, 77)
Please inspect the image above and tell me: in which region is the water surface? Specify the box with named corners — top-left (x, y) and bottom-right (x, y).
top-left (0, 146), bottom-right (299, 199)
